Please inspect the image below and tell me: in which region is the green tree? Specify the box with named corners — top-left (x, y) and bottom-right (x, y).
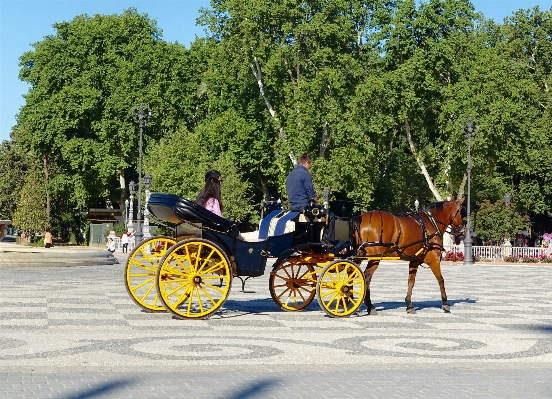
top-left (475, 199), bottom-right (530, 245)
top-left (0, 141), bottom-right (29, 220)
top-left (15, 8), bottom-right (202, 211)
top-left (12, 168), bottom-right (49, 241)
top-left (143, 128), bottom-right (255, 223)
top-left (198, 0), bottom-right (388, 208)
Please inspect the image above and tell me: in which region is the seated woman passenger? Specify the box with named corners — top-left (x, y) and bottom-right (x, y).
top-left (196, 170), bottom-right (223, 217)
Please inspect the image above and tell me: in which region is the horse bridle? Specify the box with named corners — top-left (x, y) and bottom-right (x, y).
top-left (432, 204), bottom-right (465, 237)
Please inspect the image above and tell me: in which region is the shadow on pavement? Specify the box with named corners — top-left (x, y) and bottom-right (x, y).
top-left (375, 298), bottom-right (477, 311)
top-left (227, 378), bottom-right (281, 399)
top-left (59, 378), bottom-right (136, 399)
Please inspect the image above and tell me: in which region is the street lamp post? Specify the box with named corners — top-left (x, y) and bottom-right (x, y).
top-left (131, 103), bottom-right (152, 245)
top-left (463, 118), bottom-right (479, 266)
top-left (124, 199), bottom-right (129, 228)
top-left (143, 172), bottom-right (152, 239)
top-left (128, 181), bottom-right (135, 233)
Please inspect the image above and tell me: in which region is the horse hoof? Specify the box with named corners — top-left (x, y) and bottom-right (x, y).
top-left (368, 308), bottom-right (378, 315)
top-left (442, 305), bottom-right (451, 313)
top-left (406, 307), bottom-right (416, 314)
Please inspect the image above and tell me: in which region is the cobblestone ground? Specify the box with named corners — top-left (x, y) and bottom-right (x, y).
top-left (1, 259), bottom-right (552, 398)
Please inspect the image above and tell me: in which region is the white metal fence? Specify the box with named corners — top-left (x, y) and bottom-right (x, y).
top-left (445, 244), bottom-right (552, 261)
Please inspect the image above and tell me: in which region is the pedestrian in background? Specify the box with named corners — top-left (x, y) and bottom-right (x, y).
top-left (44, 228), bottom-right (53, 248)
top-left (106, 238), bottom-right (116, 253)
top-left (121, 231), bottom-right (129, 253)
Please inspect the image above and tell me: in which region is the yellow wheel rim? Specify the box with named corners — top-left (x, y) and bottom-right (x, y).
top-left (156, 239), bottom-right (232, 319)
top-left (125, 236), bottom-right (176, 312)
top-left (316, 260), bottom-right (365, 317)
top-left (269, 258), bottom-right (321, 311)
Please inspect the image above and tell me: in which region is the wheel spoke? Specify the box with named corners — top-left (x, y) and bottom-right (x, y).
top-left (202, 281), bottom-right (226, 293)
top-left (139, 281), bottom-right (156, 302)
top-left (131, 276), bottom-right (155, 291)
top-left (199, 285), bottom-right (217, 306)
top-left (277, 287), bottom-right (292, 300)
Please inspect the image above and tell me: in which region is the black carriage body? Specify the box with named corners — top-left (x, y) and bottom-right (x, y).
top-left (148, 193), bottom-right (293, 277)
top-left (203, 231), bottom-right (293, 277)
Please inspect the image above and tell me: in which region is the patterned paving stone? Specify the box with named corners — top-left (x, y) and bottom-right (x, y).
top-left (1, 260), bottom-right (552, 397)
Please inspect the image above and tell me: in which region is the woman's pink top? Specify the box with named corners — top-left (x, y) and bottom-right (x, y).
top-left (205, 197), bottom-right (222, 217)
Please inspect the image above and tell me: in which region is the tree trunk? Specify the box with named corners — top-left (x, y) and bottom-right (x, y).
top-left (251, 56), bottom-right (296, 165)
top-left (43, 157), bottom-right (50, 220)
top-left (404, 118), bottom-right (443, 202)
top-left (119, 169), bottom-right (126, 211)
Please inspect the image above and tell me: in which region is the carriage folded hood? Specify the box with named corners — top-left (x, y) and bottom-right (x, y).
top-left (148, 193), bottom-right (239, 238)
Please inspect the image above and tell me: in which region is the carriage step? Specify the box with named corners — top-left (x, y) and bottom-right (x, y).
top-left (326, 241), bottom-right (350, 254)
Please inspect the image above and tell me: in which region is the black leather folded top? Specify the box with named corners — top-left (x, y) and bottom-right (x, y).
top-left (148, 193), bottom-right (239, 238)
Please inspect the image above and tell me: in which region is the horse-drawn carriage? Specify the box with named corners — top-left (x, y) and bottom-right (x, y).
top-left (124, 193), bottom-right (465, 319)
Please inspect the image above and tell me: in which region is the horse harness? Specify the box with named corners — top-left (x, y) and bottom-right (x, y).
top-left (358, 209), bottom-right (446, 261)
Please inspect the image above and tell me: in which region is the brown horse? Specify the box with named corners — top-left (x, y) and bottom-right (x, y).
top-left (351, 198), bottom-right (465, 314)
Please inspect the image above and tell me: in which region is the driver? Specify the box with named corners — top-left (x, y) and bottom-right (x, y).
top-left (285, 153), bottom-right (335, 245)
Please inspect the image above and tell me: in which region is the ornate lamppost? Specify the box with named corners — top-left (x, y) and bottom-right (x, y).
top-left (128, 181), bottom-right (135, 233)
top-left (462, 118), bottom-right (479, 266)
top-left (124, 199), bottom-right (129, 228)
top-left (131, 103), bottom-right (152, 244)
top-left (143, 172), bottom-right (152, 239)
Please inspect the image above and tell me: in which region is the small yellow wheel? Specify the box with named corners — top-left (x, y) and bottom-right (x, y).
top-left (125, 236), bottom-right (176, 312)
top-left (156, 238), bottom-right (232, 319)
top-left (269, 257), bottom-right (319, 311)
top-left (316, 260), bottom-right (365, 317)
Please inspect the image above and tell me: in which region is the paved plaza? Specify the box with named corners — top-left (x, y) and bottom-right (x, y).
top-left (1, 251), bottom-right (552, 398)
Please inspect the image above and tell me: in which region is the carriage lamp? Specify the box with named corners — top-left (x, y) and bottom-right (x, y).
top-left (462, 117), bottom-right (479, 265)
top-left (131, 103), bottom-right (152, 245)
top-left (414, 199), bottom-right (419, 212)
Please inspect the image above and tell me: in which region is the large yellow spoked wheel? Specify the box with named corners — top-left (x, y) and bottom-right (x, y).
top-left (316, 260), bottom-right (365, 317)
top-left (156, 238), bottom-right (232, 319)
top-left (269, 257), bottom-right (319, 311)
top-left (125, 236), bottom-right (176, 312)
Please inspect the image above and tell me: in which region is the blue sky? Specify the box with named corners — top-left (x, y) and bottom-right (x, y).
top-left (1, 0), bottom-right (551, 143)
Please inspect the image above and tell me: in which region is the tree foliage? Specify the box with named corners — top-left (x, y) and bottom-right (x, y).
top-left (475, 200), bottom-right (530, 245)
top-left (0, 141), bottom-right (30, 220)
top-left (16, 8), bottom-right (202, 209)
top-left (7, 2), bottom-right (552, 239)
top-left (143, 128), bottom-right (254, 223)
top-left (11, 168), bottom-right (49, 240)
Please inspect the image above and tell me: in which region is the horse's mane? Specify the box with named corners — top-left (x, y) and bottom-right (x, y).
top-left (426, 201), bottom-right (446, 212)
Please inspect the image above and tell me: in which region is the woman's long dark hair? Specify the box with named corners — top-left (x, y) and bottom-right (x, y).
top-left (197, 177), bottom-right (223, 212)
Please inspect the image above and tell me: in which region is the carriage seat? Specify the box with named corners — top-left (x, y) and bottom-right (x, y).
top-left (148, 193), bottom-right (240, 238)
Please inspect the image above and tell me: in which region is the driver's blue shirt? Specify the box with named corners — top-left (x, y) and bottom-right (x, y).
top-left (286, 164), bottom-right (316, 211)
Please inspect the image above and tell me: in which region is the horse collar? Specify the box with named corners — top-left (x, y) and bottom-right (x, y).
top-left (424, 210), bottom-right (443, 240)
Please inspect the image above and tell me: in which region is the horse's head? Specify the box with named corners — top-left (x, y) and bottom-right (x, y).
top-left (427, 198), bottom-right (465, 244)
top-left (448, 198), bottom-right (466, 244)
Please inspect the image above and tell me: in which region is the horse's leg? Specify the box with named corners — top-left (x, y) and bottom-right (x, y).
top-left (426, 253), bottom-right (450, 313)
top-left (405, 261), bottom-right (419, 314)
top-left (363, 261), bottom-right (379, 315)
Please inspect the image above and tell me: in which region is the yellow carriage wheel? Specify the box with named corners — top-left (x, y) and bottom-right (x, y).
top-left (316, 260), bottom-right (365, 317)
top-left (156, 238), bottom-right (232, 319)
top-left (124, 236), bottom-right (176, 312)
top-left (269, 257), bottom-right (318, 311)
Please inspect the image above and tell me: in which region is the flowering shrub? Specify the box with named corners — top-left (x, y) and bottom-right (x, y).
top-left (520, 255), bottom-right (539, 263)
top-left (444, 251), bottom-right (464, 262)
top-left (503, 254), bottom-right (519, 262)
top-left (540, 255), bottom-right (552, 263)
